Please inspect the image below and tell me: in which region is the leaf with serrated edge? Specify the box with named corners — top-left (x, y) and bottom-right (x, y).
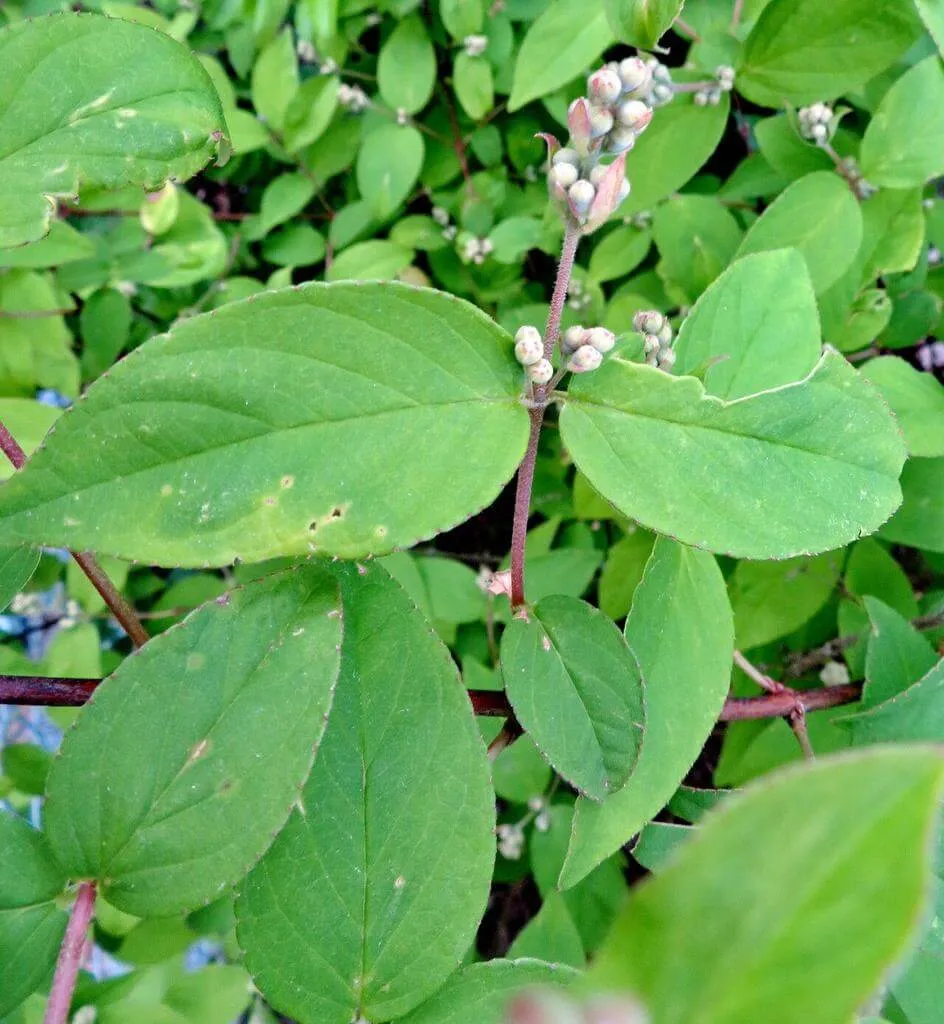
top-left (0, 282), bottom-right (529, 566)
top-left (43, 565), bottom-right (343, 916)
top-left (0, 14), bottom-right (226, 248)
top-left (235, 562), bottom-right (494, 1024)
top-left (560, 349), bottom-right (905, 560)
top-left (590, 749), bottom-right (944, 1024)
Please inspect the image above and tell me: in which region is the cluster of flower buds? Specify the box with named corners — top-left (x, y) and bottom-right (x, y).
top-left (337, 82), bottom-right (369, 113)
top-left (633, 310), bottom-right (675, 371)
top-left (514, 325), bottom-right (553, 385)
top-left (566, 276), bottom-right (592, 312)
top-left (695, 65), bottom-right (735, 107)
top-left (506, 990), bottom-right (650, 1024)
top-left (561, 324), bottom-right (616, 374)
top-left (462, 33), bottom-right (488, 57)
top-left (496, 822), bottom-right (525, 860)
top-left (798, 102), bottom-right (834, 145)
top-left (460, 234), bottom-right (493, 265)
top-left (527, 795), bottom-right (552, 833)
top-left (430, 205), bottom-right (457, 241)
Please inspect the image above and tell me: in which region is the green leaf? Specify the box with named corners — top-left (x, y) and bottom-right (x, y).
top-left (730, 551), bottom-right (842, 651)
top-left (840, 660), bottom-right (944, 745)
top-left (734, 172), bottom-right (862, 294)
top-left (357, 124), bottom-right (425, 219)
top-left (754, 115), bottom-right (833, 181)
top-left (0, 221), bottom-right (94, 269)
top-left (146, 191), bottom-right (228, 289)
top-left (588, 226), bottom-right (651, 284)
top-left (247, 172), bottom-right (315, 241)
top-left (675, 249), bottom-right (821, 399)
top-left (440, 0), bottom-right (485, 39)
top-left (560, 350), bottom-right (905, 560)
top-left (0, 283), bottom-right (529, 565)
top-left (860, 57), bottom-right (944, 188)
top-left (881, 457), bottom-right (944, 552)
top-left (80, 287), bottom-right (133, 382)
top-left (398, 959), bottom-right (580, 1024)
top-left (598, 529), bottom-right (656, 620)
top-left (561, 538), bottom-right (733, 888)
top-left (378, 15), bottom-right (436, 115)
top-left (508, 0), bottom-right (613, 112)
top-left (508, 892), bottom-right (586, 967)
top-left (604, 0), bottom-right (685, 49)
top-left (0, 811), bottom-right (68, 1017)
top-left (621, 92), bottom-right (730, 215)
top-left (43, 566), bottom-right (343, 916)
top-left (501, 596), bottom-right (644, 801)
top-left (0, 399), bottom-right (60, 484)
top-left (251, 28), bottom-right (298, 134)
top-left (861, 597), bottom-right (938, 709)
top-left (632, 820), bottom-right (692, 872)
top-left (591, 749), bottom-right (944, 1024)
top-left (235, 563), bottom-right (495, 1024)
top-left (325, 239), bottom-right (414, 280)
top-left (0, 13), bottom-right (226, 248)
top-left (860, 357), bottom-right (944, 458)
top-left (283, 75), bottom-right (339, 153)
top-left (914, 0), bottom-right (944, 56)
top-left (488, 216), bottom-right (545, 264)
top-left (0, 544), bottom-right (38, 613)
top-left (455, 53), bottom-right (495, 120)
top-left (737, 0), bottom-right (922, 107)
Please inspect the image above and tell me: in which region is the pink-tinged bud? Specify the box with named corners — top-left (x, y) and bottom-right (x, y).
top-left (633, 310), bottom-right (665, 335)
top-left (549, 162), bottom-right (578, 193)
top-left (567, 97), bottom-right (594, 155)
top-left (616, 99), bottom-right (653, 133)
top-left (605, 126), bottom-right (637, 155)
top-left (657, 347), bottom-right (676, 371)
top-left (586, 326), bottom-right (616, 353)
top-left (588, 105), bottom-right (614, 138)
top-left (583, 153), bottom-right (628, 233)
top-left (588, 66), bottom-right (622, 105)
top-left (514, 325), bottom-right (543, 366)
top-left (568, 179), bottom-right (596, 219)
top-left (567, 344), bottom-right (603, 373)
top-left (527, 358), bottom-right (554, 385)
top-left (618, 57), bottom-right (652, 97)
top-left (643, 333), bottom-right (659, 355)
top-left (561, 325), bottom-right (587, 354)
top-left (552, 147), bottom-right (580, 168)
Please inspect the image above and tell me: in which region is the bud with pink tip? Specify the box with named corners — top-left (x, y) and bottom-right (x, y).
top-left (514, 325), bottom-right (543, 366)
top-left (562, 325), bottom-right (587, 354)
top-left (605, 127), bottom-right (637, 155)
top-left (567, 345), bottom-right (603, 373)
top-left (589, 106), bottom-right (615, 138)
top-left (568, 179), bottom-right (596, 219)
top-left (616, 99), bottom-right (653, 133)
top-left (588, 66), bottom-right (622, 106)
top-left (527, 358), bottom-right (554, 385)
top-left (618, 57), bottom-right (652, 97)
top-left (633, 310), bottom-right (665, 335)
top-left (585, 326), bottom-right (616, 353)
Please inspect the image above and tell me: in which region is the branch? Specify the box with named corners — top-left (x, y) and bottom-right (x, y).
top-left (0, 675), bottom-right (98, 706)
top-left (43, 880), bottom-right (96, 1024)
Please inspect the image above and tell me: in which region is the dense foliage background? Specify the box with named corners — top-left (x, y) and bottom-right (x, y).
top-left (1, 0), bottom-right (944, 1022)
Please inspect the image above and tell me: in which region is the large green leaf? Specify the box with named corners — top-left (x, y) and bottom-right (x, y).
top-left (560, 538), bottom-right (733, 888)
top-left (734, 173), bottom-right (862, 295)
top-left (840, 660), bottom-right (944, 745)
top-left (880, 457), bottom-right (944, 552)
top-left (604, 0), bottom-right (685, 48)
top-left (500, 596), bottom-right (644, 801)
top-left (508, 0), bottom-right (613, 111)
top-left (398, 959), bottom-right (580, 1024)
top-left (0, 544), bottom-right (38, 612)
top-left (737, 0), bottom-right (922, 106)
top-left (0, 283), bottom-right (528, 565)
top-left (860, 357), bottom-right (944, 458)
top-left (559, 350), bottom-right (905, 560)
top-left (235, 563), bottom-right (494, 1024)
top-left (674, 249), bottom-right (821, 399)
top-left (377, 15), bottom-right (436, 115)
top-left (860, 57), bottom-right (944, 189)
top-left (0, 812), bottom-right (68, 1017)
top-left (43, 566), bottom-right (343, 916)
top-left (0, 13), bottom-right (226, 248)
top-left (590, 749), bottom-right (944, 1024)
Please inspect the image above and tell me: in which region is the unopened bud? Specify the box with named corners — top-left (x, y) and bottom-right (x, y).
top-left (462, 34), bottom-right (488, 58)
top-left (589, 164), bottom-right (608, 187)
top-left (514, 327), bottom-right (544, 366)
top-left (618, 57), bottom-right (652, 96)
top-left (589, 105), bottom-right (614, 138)
top-left (643, 333), bottom-right (660, 355)
top-left (605, 126), bottom-right (638, 155)
top-left (715, 65), bottom-right (735, 90)
top-left (657, 347), bottom-right (676, 371)
top-left (657, 321), bottom-right (673, 345)
top-left (585, 326), bottom-right (616, 353)
top-left (810, 123), bottom-right (828, 143)
top-left (618, 177), bottom-right (631, 202)
top-left (616, 99), bottom-right (652, 132)
top-left (633, 310), bottom-right (665, 335)
top-left (694, 90), bottom-right (709, 107)
top-left (549, 162), bottom-right (579, 190)
top-left (567, 345), bottom-right (603, 373)
top-left (651, 82), bottom-right (673, 105)
top-left (527, 358), bottom-right (554, 385)
top-left (588, 67), bottom-right (622, 106)
top-left (568, 179), bottom-right (596, 218)
top-left (552, 147), bottom-right (580, 168)
top-left (562, 325), bottom-right (587, 354)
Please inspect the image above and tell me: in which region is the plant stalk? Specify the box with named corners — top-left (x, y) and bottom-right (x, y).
top-left (43, 881), bottom-right (96, 1024)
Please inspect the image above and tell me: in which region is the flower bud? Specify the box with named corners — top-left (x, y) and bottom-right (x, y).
top-left (651, 82), bottom-right (674, 105)
top-left (585, 326), bottom-right (616, 353)
top-left (588, 67), bottom-right (622, 106)
top-left (618, 57), bottom-right (652, 96)
top-left (633, 310), bottom-right (665, 335)
top-left (605, 126), bottom-right (637, 155)
top-left (549, 162), bottom-right (579, 190)
top-left (588, 105), bottom-right (615, 138)
top-left (617, 176), bottom-right (631, 202)
top-left (616, 99), bottom-right (653, 133)
top-left (694, 90), bottom-right (709, 107)
top-left (657, 321), bottom-right (673, 345)
top-left (562, 325), bottom-right (587, 354)
top-left (643, 333), bottom-right (659, 355)
top-left (567, 345), bottom-right (603, 373)
top-left (568, 179), bottom-right (596, 218)
top-left (527, 358), bottom-right (554, 385)
top-left (657, 347), bottom-right (676, 371)
top-left (810, 123), bottom-right (828, 143)
top-left (514, 326), bottom-right (543, 366)
top-left (552, 147), bottom-right (580, 168)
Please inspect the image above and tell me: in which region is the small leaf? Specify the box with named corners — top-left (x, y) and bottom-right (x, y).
top-left (591, 749), bottom-right (944, 1024)
top-left (860, 57), bottom-right (944, 188)
top-left (501, 596), bottom-right (644, 801)
top-left (880, 457), bottom-right (944, 552)
top-left (508, 0), bottom-right (613, 111)
top-left (251, 28), bottom-right (298, 134)
top-left (0, 811), bottom-right (68, 1017)
top-left (325, 239), bottom-right (414, 280)
top-left (357, 123), bottom-right (425, 219)
top-left (455, 53), bottom-right (495, 121)
top-left (283, 75), bottom-right (339, 153)
top-left (860, 356), bottom-right (944, 458)
top-left (440, 0), bottom-right (485, 40)
top-left (0, 283), bottom-right (529, 565)
top-left (737, 0), bottom-right (922, 107)
top-left (674, 249), bottom-right (822, 399)
top-left (507, 892), bottom-right (586, 968)
top-left (398, 959), bottom-right (580, 1024)
top-left (588, 226), bottom-right (651, 284)
top-left (378, 15), bottom-right (436, 115)
top-left (560, 350), bottom-right (905, 560)
top-left (247, 172), bottom-right (315, 241)
top-left (43, 566), bottom-right (343, 916)
top-left (734, 172), bottom-right (862, 294)
top-left (840, 658), bottom-right (944, 745)
top-left (0, 544), bottom-right (38, 613)
top-left (561, 538), bottom-right (733, 888)
top-left (0, 13), bottom-right (226, 248)
top-left (236, 563), bottom-right (495, 1024)
top-left (914, 0), bottom-right (944, 56)
top-left (605, 0), bottom-right (685, 49)
top-left (860, 597), bottom-right (938, 709)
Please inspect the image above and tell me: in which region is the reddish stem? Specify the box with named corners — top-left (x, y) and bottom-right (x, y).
top-left (43, 881), bottom-right (96, 1024)
top-left (541, 222), bottom-right (581, 362)
top-left (0, 675), bottom-right (98, 706)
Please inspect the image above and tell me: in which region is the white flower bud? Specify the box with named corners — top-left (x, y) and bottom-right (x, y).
top-left (651, 82), bottom-right (674, 105)
top-left (514, 326), bottom-right (544, 366)
top-left (431, 205), bottom-right (449, 226)
top-left (810, 123), bottom-right (828, 143)
top-left (618, 176), bottom-right (631, 202)
top-left (527, 358), bottom-right (554, 385)
top-left (618, 57), bottom-right (652, 96)
top-left (643, 333), bottom-right (660, 355)
top-left (615, 99), bottom-right (652, 132)
top-left (585, 326), bottom-right (616, 353)
top-left (633, 310), bottom-right (665, 335)
top-left (567, 345), bottom-right (603, 373)
top-left (588, 67), bottom-right (622, 106)
top-left (534, 808), bottom-right (551, 832)
top-left (651, 59), bottom-right (672, 85)
top-left (657, 347), bottom-right (676, 370)
top-left (694, 90), bottom-right (709, 107)
top-left (588, 105), bottom-right (615, 138)
top-left (568, 179), bottom-right (596, 217)
top-left (462, 34), bottom-right (488, 58)
top-left (657, 321), bottom-right (673, 345)
top-left (552, 147), bottom-right (581, 168)
top-left (562, 325), bottom-right (588, 354)
top-left (715, 65), bottom-right (735, 90)
top-left (605, 126), bottom-right (638, 155)
top-left (549, 162), bottom-right (579, 190)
